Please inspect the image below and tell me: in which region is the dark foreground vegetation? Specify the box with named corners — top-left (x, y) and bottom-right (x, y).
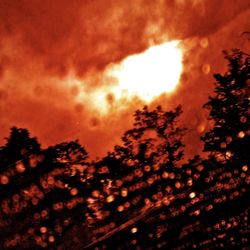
top-left (0, 50), bottom-right (249, 249)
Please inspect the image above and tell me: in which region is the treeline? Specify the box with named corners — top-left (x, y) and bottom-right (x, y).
top-left (0, 50), bottom-right (249, 249)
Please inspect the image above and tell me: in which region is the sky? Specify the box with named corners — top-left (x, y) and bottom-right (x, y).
top-left (0, 0), bottom-right (249, 158)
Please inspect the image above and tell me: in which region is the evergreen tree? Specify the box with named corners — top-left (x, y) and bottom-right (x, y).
top-left (202, 50), bottom-right (250, 164)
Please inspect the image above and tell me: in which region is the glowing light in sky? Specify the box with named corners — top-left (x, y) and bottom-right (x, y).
top-left (107, 40), bottom-right (183, 102)
top-left (69, 41), bottom-right (183, 114)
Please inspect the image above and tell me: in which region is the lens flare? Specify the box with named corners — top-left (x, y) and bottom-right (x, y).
top-left (107, 40), bottom-right (183, 102)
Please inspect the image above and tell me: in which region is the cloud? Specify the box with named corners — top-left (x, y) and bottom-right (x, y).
top-left (1, 0), bottom-right (249, 76)
top-left (0, 0), bottom-right (249, 158)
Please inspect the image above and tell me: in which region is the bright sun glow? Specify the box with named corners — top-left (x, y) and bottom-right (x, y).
top-left (107, 40), bottom-right (183, 102)
top-left (69, 41), bottom-right (183, 114)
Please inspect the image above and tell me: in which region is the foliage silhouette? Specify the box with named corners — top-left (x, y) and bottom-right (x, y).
top-left (84, 50), bottom-right (249, 249)
top-left (0, 133), bottom-right (92, 249)
top-left (0, 50), bottom-right (249, 249)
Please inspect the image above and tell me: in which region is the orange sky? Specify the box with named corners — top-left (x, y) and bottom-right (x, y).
top-left (0, 0), bottom-right (249, 158)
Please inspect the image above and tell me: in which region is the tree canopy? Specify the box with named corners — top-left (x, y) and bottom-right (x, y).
top-left (0, 50), bottom-right (249, 249)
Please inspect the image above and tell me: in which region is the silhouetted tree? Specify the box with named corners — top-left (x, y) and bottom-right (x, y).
top-left (0, 127), bottom-right (40, 171)
top-left (0, 127), bottom-right (42, 198)
top-left (84, 105), bottom-right (188, 249)
top-left (84, 51), bottom-right (250, 250)
top-left (49, 140), bottom-right (88, 165)
top-left (147, 50), bottom-right (250, 250)
top-left (0, 130), bottom-right (92, 249)
top-left (1, 50), bottom-right (249, 250)
top-left (202, 50), bottom-right (250, 164)
top-left (165, 50), bottom-right (250, 249)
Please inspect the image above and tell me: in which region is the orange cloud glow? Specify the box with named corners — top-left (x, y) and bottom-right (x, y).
top-left (0, 0), bottom-right (249, 158)
top-left (68, 41), bottom-right (183, 115)
top-left (107, 41), bottom-right (183, 103)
